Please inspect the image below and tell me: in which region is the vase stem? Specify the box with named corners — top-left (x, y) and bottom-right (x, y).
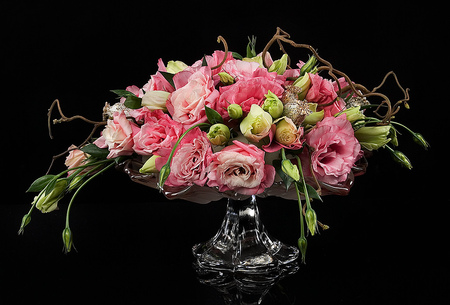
top-left (193, 195), bottom-right (299, 272)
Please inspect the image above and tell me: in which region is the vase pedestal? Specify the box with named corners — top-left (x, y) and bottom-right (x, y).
top-left (192, 195), bottom-right (299, 272)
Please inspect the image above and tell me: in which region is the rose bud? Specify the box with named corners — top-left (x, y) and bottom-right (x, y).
top-left (227, 104), bottom-right (243, 120)
top-left (207, 123), bottom-right (231, 146)
top-left (275, 118), bottom-right (302, 146)
top-left (262, 90), bottom-right (284, 119)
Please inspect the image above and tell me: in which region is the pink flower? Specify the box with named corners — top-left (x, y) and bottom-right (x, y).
top-left (166, 66), bottom-right (219, 128)
top-left (207, 141), bottom-right (276, 195)
top-left (155, 127), bottom-right (212, 187)
top-left (216, 77), bottom-right (284, 120)
top-left (306, 73), bottom-right (345, 115)
top-left (65, 145), bottom-right (90, 176)
top-left (303, 115), bottom-right (361, 185)
top-left (132, 109), bottom-right (183, 156)
top-left (94, 111), bottom-right (140, 159)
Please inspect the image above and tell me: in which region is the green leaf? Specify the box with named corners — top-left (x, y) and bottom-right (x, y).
top-left (159, 71), bottom-right (175, 88)
top-left (124, 95), bottom-right (142, 109)
top-left (202, 55), bottom-right (208, 67)
top-left (305, 183), bottom-right (322, 202)
top-left (246, 35), bottom-right (257, 58)
top-left (296, 180), bottom-right (323, 202)
top-left (273, 159), bottom-right (293, 191)
top-left (26, 175), bottom-right (56, 193)
top-left (81, 143), bottom-right (109, 160)
top-left (232, 51), bottom-right (243, 60)
top-left (204, 105), bottom-right (223, 124)
top-left (110, 89), bottom-right (137, 98)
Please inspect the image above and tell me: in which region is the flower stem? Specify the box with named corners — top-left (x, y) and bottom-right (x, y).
top-left (63, 161), bottom-right (116, 252)
top-left (159, 122), bottom-right (210, 188)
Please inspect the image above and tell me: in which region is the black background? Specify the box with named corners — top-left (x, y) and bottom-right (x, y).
top-left (2, 1), bottom-right (447, 304)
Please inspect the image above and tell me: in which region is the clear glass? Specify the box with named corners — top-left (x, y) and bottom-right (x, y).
top-left (192, 195), bottom-right (299, 272)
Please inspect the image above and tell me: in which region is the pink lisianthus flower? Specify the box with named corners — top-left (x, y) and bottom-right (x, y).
top-left (94, 111), bottom-right (140, 159)
top-left (119, 85), bottom-right (144, 103)
top-left (216, 77), bottom-right (284, 120)
top-left (207, 140), bottom-right (276, 195)
top-left (155, 127), bottom-right (212, 187)
top-left (65, 145), bottom-right (91, 176)
top-left (302, 114), bottom-right (362, 185)
top-left (306, 73), bottom-right (345, 115)
top-left (131, 109), bottom-right (183, 156)
top-left (166, 66), bottom-right (219, 129)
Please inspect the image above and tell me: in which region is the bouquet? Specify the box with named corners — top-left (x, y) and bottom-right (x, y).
top-left (20, 28), bottom-right (427, 263)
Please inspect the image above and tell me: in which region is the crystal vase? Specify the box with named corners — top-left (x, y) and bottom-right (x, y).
top-left (192, 195), bottom-right (299, 272)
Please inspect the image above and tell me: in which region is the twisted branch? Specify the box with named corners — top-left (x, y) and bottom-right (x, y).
top-left (262, 27), bottom-right (410, 124)
top-left (46, 99), bottom-right (106, 174)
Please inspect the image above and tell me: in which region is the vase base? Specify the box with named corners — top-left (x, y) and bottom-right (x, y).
top-left (192, 235), bottom-right (299, 272)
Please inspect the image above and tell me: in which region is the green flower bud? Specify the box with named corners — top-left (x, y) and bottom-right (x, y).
top-left (390, 149), bottom-right (413, 169)
top-left (227, 104), bottom-right (243, 120)
top-left (413, 133), bottom-right (429, 150)
top-left (18, 214), bottom-right (31, 235)
top-left (293, 73), bottom-right (311, 100)
top-left (139, 155), bottom-right (161, 174)
top-left (299, 55), bottom-right (317, 77)
top-left (354, 125), bottom-right (392, 151)
top-left (62, 227), bottom-right (73, 254)
top-left (305, 208), bottom-right (317, 236)
top-left (335, 106), bottom-right (365, 123)
top-left (158, 164), bottom-right (171, 189)
top-left (262, 90), bottom-right (284, 119)
top-left (207, 123), bottom-right (231, 146)
top-left (298, 236), bottom-right (307, 264)
top-left (281, 159), bottom-right (300, 182)
top-left (68, 175), bottom-right (84, 191)
top-left (240, 104), bottom-right (273, 142)
top-left (34, 179), bottom-right (68, 213)
top-left (218, 72), bottom-right (234, 85)
top-left (268, 54), bottom-right (289, 75)
top-left (166, 60), bottom-right (188, 74)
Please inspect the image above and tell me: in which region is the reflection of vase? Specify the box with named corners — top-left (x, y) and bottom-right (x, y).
top-left (194, 260), bottom-right (298, 305)
top-left (192, 195), bottom-right (299, 272)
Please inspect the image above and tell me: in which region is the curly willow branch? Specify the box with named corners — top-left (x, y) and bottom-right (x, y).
top-left (262, 27), bottom-right (410, 124)
top-left (46, 99), bottom-right (106, 174)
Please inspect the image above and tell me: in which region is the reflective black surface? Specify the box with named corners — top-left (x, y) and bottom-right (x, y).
top-left (2, 2), bottom-right (446, 304)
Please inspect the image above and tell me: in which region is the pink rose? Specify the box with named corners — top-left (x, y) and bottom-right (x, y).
top-left (94, 111), bottom-right (140, 159)
top-left (166, 66), bottom-right (219, 128)
top-left (303, 115), bottom-right (361, 185)
top-left (216, 77), bottom-right (284, 120)
top-left (132, 109), bottom-right (183, 156)
top-left (207, 141), bottom-right (276, 195)
top-left (155, 127), bottom-right (212, 187)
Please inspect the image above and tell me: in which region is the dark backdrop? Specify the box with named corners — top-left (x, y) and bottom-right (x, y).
top-left (2, 1), bottom-right (447, 304)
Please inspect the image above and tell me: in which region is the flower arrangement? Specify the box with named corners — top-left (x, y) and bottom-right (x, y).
top-left (20, 28), bottom-right (427, 263)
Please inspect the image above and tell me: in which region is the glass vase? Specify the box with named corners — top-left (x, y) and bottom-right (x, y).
top-left (192, 195), bottom-right (299, 272)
